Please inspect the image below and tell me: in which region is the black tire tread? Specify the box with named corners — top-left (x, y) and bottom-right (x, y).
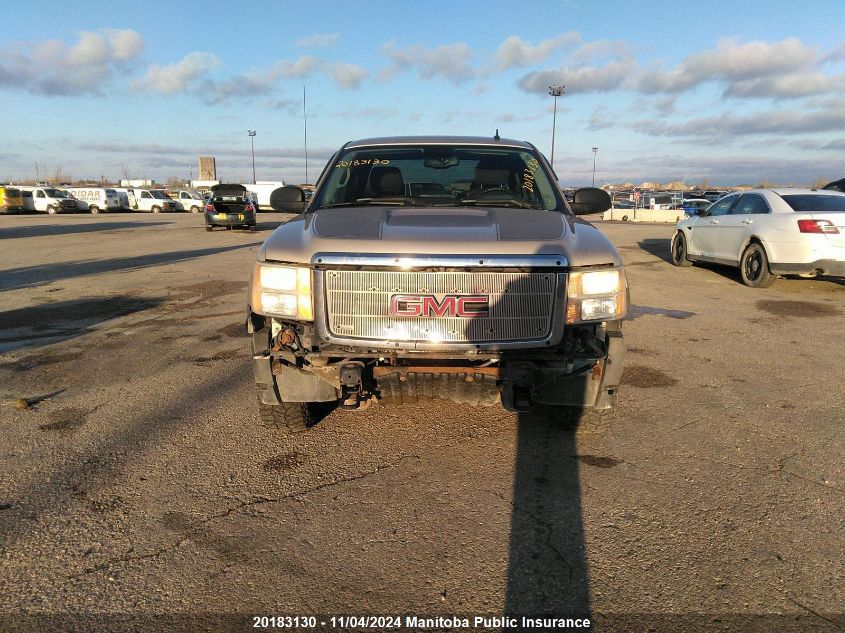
top-left (258, 397), bottom-right (310, 433)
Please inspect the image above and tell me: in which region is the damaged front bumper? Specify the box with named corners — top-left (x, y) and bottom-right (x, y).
top-left (251, 315), bottom-right (625, 412)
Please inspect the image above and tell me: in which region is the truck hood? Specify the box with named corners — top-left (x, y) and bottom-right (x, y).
top-left (259, 206), bottom-right (622, 268)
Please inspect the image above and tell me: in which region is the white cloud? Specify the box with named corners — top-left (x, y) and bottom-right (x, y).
top-left (723, 73), bottom-right (838, 99)
top-left (518, 60), bottom-right (636, 94)
top-left (636, 37), bottom-right (820, 95)
top-left (327, 61), bottom-right (368, 89)
top-left (633, 107), bottom-right (845, 138)
top-left (295, 33), bottom-right (340, 48)
top-left (133, 52), bottom-right (221, 94)
top-left (495, 33), bottom-right (580, 69)
top-left (381, 41), bottom-right (476, 83)
top-left (0, 28), bottom-right (144, 95)
top-left (269, 56), bottom-right (318, 78)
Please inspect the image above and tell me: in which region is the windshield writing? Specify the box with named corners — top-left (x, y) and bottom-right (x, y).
top-left (313, 146), bottom-right (561, 211)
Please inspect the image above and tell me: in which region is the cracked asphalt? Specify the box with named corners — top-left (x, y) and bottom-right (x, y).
top-left (0, 212), bottom-right (842, 631)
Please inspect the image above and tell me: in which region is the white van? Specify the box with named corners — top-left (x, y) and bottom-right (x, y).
top-left (66, 187), bottom-right (121, 214)
top-left (243, 181), bottom-right (285, 209)
top-left (130, 189), bottom-right (177, 213)
top-left (19, 186), bottom-right (80, 214)
top-left (165, 189), bottom-right (204, 213)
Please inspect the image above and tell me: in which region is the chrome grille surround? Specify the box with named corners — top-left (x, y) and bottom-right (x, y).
top-left (312, 255), bottom-right (567, 350)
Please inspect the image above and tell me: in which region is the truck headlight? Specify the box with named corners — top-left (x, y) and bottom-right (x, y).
top-left (566, 268), bottom-right (627, 324)
top-left (252, 263), bottom-right (313, 320)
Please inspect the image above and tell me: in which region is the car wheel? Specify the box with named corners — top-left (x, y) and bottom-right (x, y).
top-left (248, 225), bottom-right (256, 232)
top-left (151, 205), bottom-right (161, 214)
top-left (740, 242), bottom-right (776, 288)
top-left (88, 205), bottom-right (99, 215)
top-left (258, 397), bottom-right (312, 433)
top-left (47, 205), bottom-right (57, 215)
top-left (190, 205), bottom-right (200, 213)
top-left (671, 231), bottom-right (693, 267)
top-left (205, 225), bottom-right (213, 232)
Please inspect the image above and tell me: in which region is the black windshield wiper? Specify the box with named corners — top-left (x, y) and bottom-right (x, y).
top-left (458, 198), bottom-right (538, 209)
top-left (318, 197), bottom-right (425, 209)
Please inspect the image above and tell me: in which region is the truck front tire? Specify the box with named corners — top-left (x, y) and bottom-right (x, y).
top-left (151, 205), bottom-right (161, 214)
top-left (47, 205), bottom-right (57, 215)
top-left (89, 205), bottom-right (99, 215)
top-left (258, 397), bottom-right (311, 433)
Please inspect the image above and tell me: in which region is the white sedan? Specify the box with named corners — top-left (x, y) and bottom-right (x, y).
top-left (670, 188), bottom-right (845, 287)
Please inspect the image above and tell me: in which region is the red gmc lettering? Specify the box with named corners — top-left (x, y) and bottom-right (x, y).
top-left (390, 295), bottom-right (488, 318)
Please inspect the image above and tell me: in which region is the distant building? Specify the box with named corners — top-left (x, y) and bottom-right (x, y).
top-left (120, 179), bottom-right (155, 187)
top-left (199, 156), bottom-right (217, 181)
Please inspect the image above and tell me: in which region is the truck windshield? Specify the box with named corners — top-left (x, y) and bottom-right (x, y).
top-left (150, 190), bottom-right (169, 199)
top-left (44, 189), bottom-right (69, 198)
top-left (312, 145), bottom-right (563, 211)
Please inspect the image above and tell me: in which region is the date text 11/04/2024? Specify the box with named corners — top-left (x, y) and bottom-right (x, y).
top-left (252, 615), bottom-right (592, 629)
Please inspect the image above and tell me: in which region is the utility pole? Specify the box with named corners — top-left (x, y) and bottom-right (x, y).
top-left (248, 130), bottom-right (257, 184)
top-left (548, 84), bottom-right (565, 171)
top-left (303, 85), bottom-right (309, 184)
top-left (592, 147), bottom-right (599, 187)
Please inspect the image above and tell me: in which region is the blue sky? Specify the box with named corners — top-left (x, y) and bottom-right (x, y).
top-left (1, 0), bottom-right (843, 186)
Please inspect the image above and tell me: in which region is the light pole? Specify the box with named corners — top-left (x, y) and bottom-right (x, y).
top-left (592, 147), bottom-right (598, 187)
top-left (548, 84), bottom-right (565, 170)
top-left (303, 85), bottom-right (309, 184)
top-left (248, 130), bottom-right (257, 184)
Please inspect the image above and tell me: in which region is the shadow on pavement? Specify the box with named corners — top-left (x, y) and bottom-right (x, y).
top-left (0, 243), bottom-right (260, 292)
top-left (637, 238), bottom-right (673, 264)
top-left (0, 221), bottom-right (173, 240)
top-left (505, 407), bottom-right (591, 617)
top-left (0, 295), bottom-right (164, 352)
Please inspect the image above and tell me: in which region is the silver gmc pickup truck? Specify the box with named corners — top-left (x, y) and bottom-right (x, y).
top-left (248, 136), bottom-right (628, 432)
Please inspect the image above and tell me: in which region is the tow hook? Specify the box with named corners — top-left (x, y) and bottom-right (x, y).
top-left (339, 363), bottom-right (364, 409)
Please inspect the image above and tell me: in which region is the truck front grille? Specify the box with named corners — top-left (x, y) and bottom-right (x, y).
top-left (325, 270), bottom-right (557, 343)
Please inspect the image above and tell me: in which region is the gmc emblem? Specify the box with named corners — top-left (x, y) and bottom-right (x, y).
top-left (390, 294), bottom-right (489, 318)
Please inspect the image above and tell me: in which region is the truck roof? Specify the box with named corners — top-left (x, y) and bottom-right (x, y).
top-left (344, 135), bottom-right (534, 150)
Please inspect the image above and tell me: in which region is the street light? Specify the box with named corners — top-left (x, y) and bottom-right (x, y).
top-left (248, 130), bottom-right (257, 184)
top-left (592, 146), bottom-right (599, 187)
top-left (548, 84), bottom-right (565, 170)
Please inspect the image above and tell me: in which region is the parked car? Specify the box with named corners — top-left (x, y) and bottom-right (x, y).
top-left (66, 187), bottom-right (121, 214)
top-left (0, 185), bottom-right (24, 214)
top-left (248, 135), bottom-right (625, 432)
top-left (165, 189), bottom-right (205, 213)
top-left (18, 186), bottom-right (79, 214)
top-left (702, 190), bottom-right (729, 202)
top-left (680, 198), bottom-right (712, 218)
top-left (671, 188), bottom-right (845, 287)
top-left (204, 184), bottom-right (256, 230)
top-left (823, 178), bottom-right (845, 193)
top-left (130, 189), bottom-right (177, 213)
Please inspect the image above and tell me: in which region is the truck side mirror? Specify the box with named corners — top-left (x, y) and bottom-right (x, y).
top-left (569, 187), bottom-right (611, 215)
top-left (270, 186), bottom-right (307, 213)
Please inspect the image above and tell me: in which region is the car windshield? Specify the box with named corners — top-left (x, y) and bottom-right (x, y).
top-left (312, 145), bottom-right (562, 211)
top-left (780, 194), bottom-right (845, 212)
top-left (44, 188), bottom-right (69, 198)
top-left (150, 190), bottom-right (169, 199)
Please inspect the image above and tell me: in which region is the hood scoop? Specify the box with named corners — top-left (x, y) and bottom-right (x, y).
top-left (386, 208), bottom-right (493, 228)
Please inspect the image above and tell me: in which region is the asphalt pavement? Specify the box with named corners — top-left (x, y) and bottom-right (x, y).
top-left (0, 212), bottom-right (842, 632)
